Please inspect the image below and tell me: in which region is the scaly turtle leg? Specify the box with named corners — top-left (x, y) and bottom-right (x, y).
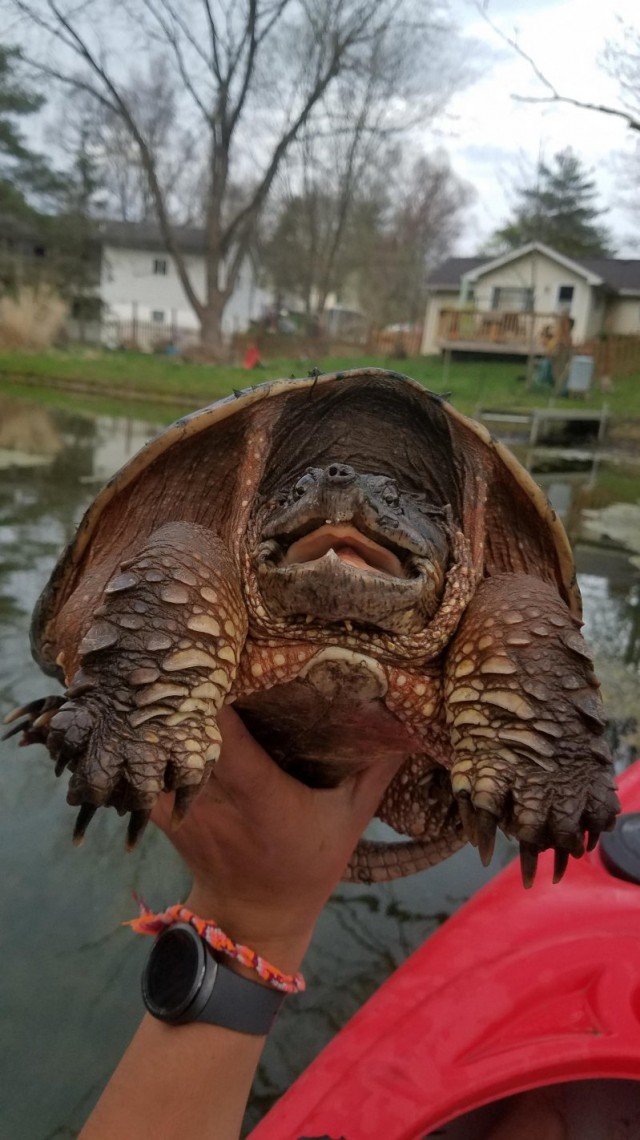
top-left (444, 573), bottom-right (619, 886)
top-left (36, 523), bottom-right (246, 846)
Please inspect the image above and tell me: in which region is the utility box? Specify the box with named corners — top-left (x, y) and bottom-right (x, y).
top-left (567, 354), bottom-right (594, 394)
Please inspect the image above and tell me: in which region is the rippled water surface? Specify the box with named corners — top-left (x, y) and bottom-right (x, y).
top-left (0, 394), bottom-right (638, 1138)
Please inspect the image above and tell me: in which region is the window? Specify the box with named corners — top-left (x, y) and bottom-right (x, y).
top-left (151, 310), bottom-right (165, 323)
top-left (491, 287), bottom-right (534, 311)
top-left (153, 258), bottom-right (168, 275)
top-left (557, 285), bottom-right (574, 307)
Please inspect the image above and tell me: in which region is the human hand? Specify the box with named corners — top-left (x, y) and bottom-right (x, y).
top-left (152, 707), bottom-right (401, 973)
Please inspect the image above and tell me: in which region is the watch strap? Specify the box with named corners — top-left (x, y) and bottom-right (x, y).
top-left (194, 954), bottom-right (286, 1035)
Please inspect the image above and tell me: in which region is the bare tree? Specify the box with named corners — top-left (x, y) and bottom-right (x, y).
top-left (262, 65), bottom-right (394, 324)
top-left (6, 0), bottom-right (461, 354)
top-left (357, 149), bottom-right (474, 328)
top-left (57, 57), bottom-right (201, 224)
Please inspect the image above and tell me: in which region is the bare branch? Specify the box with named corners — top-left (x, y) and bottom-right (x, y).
top-left (512, 92), bottom-right (640, 132)
top-left (137, 0), bottom-right (212, 122)
top-left (31, 0), bottom-right (205, 314)
top-left (200, 0), bottom-right (223, 81)
top-left (476, 1), bottom-right (640, 133)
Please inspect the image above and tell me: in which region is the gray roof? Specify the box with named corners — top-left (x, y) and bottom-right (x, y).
top-left (426, 257), bottom-right (487, 288)
top-left (98, 219), bottom-right (206, 254)
top-left (574, 258), bottom-right (640, 292)
top-left (427, 252), bottom-right (640, 294)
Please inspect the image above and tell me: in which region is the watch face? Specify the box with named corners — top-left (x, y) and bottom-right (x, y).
top-left (143, 924), bottom-right (208, 1019)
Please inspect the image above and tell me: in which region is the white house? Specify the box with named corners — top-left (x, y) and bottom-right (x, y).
top-left (421, 243), bottom-right (640, 356)
top-left (97, 220), bottom-right (271, 343)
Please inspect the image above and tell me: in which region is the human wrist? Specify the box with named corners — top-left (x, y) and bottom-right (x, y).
top-left (184, 886), bottom-right (314, 977)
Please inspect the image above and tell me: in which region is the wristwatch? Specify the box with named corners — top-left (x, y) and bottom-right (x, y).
top-left (142, 923), bottom-right (286, 1035)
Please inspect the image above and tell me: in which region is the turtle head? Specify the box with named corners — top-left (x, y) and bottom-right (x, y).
top-left (254, 464), bottom-right (450, 635)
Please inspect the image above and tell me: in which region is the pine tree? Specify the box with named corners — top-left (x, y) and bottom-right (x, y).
top-left (492, 148), bottom-right (613, 258)
top-left (47, 123), bottom-right (105, 320)
top-left (0, 44), bottom-right (61, 216)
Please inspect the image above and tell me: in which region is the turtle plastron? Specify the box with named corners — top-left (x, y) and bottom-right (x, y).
top-left (41, 522), bottom-right (248, 847)
top-left (443, 573), bottom-right (619, 885)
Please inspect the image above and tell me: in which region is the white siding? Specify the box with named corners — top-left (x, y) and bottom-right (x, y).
top-left (607, 297), bottom-right (640, 335)
top-left (100, 245), bottom-right (271, 335)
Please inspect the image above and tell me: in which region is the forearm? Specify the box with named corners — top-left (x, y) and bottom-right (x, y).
top-left (80, 895), bottom-right (311, 1140)
top-left (80, 1014), bottom-right (264, 1140)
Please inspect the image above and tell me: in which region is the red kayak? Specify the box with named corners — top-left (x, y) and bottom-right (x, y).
top-left (250, 761), bottom-right (640, 1138)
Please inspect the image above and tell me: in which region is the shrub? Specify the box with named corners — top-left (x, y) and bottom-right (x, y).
top-left (0, 286), bottom-right (68, 349)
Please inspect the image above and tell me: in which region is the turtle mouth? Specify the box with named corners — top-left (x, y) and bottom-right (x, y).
top-left (282, 525), bottom-right (406, 578)
top-left (254, 522), bottom-right (445, 634)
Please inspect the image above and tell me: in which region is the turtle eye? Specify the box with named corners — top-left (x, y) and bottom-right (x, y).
top-left (382, 483), bottom-right (400, 508)
top-left (292, 472), bottom-right (316, 501)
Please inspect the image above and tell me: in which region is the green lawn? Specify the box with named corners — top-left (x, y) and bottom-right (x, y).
top-left (0, 347), bottom-right (637, 419)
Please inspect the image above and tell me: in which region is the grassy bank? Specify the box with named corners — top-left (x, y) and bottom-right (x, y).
top-left (0, 347), bottom-right (638, 420)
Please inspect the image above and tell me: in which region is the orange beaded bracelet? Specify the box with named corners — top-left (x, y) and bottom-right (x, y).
top-left (125, 896), bottom-right (306, 995)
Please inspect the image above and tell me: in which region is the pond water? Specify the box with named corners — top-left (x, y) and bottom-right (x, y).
top-left (0, 394), bottom-right (638, 1139)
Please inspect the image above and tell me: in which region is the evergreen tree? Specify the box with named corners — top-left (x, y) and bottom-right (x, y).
top-left (47, 123), bottom-right (105, 318)
top-left (0, 44), bottom-right (61, 216)
top-left (491, 148), bottom-right (613, 257)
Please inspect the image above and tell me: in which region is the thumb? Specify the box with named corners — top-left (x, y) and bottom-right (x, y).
top-left (347, 756), bottom-right (403, 825)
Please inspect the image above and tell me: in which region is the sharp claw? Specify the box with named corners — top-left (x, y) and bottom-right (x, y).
top-left (33, 711), bottom-right (55, 731)
top-left (171, 784), bottom-right (200, 830)
top-left (519, 842), bottom-right (539, 889)
top-left (457, 793), bottom-right (478, 846)
top-left (570, 833), bottom-right (586, 858)
top-left (586, 830), bottom-right (599, 852)
top-left (126, 809), bottom-right (151, 851)
top-left (72, 804), bottom-right (98, 846)
top-left (2, 699), bottom-right (47, 725)
top-left (2, 718), bottom-right (30, 741)
top-left (54, 755), bottom-right (68, 777)
top-left (476, 807), bottom-right (498, 867)
top-left (553, 847), bottom-right (570, 883)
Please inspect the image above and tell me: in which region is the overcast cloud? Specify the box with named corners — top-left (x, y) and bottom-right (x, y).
top-left (430, 0), bottom-right (639, 254)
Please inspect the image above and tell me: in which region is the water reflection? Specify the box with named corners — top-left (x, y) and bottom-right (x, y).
top-left (0, 396), bottom-right (638, 1138)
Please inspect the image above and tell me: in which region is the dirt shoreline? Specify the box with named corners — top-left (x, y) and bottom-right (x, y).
top-left (0, 370), bottom-right (201, 408)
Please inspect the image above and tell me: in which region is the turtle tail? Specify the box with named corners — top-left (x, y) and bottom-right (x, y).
top-left (345, 830), bottom-right (465, 883)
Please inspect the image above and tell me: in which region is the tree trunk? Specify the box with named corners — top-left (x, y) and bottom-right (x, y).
top-left (199, 292), bottom-right (227, 360)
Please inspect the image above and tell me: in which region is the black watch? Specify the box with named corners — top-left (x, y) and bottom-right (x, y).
top-left (141, 923), bottom-right (286, 1035)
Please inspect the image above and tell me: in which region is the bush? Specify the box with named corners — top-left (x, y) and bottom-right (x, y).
top-left (0, 286), bottom-right (68, 349)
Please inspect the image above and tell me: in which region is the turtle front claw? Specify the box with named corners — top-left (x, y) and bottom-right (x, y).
top-left (445, 573), bottom-right (620, 887)
top-left (452, 755), bottom-right (619, 885)
top-left (2, 695), bottom-right (67, 746)
top-left (45, 689), bottom-right (222, 848)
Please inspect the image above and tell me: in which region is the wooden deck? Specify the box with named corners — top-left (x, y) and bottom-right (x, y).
top-left (437, 309), bottom-right (566, 355)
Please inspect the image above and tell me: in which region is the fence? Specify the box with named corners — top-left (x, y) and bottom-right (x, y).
top-left (582, 334), bottom-right (640, 380)
top-left (64, 315), bottom-right (427, 360)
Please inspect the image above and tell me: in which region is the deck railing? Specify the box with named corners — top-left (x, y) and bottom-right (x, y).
top-left (437, 308), bottom-right (565, 353)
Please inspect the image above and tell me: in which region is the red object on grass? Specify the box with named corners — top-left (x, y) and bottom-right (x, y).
top-left (243, 345), bottom-right (262, 370)
top-left (250, 761), bottom-right (640, 1139)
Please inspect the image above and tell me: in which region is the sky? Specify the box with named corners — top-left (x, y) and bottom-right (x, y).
top-left (5, 0), bottom-right (639, 259)
top-left (430, 0), bottom-right (640, 256)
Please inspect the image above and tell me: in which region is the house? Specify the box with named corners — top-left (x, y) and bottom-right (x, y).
top-left (421, 243), bottom-right (640, 356)
top-left (96, 220), bottom-right (271, 345)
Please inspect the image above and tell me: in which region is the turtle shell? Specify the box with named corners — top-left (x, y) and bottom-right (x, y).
top-left (32, 367), bottom-right (579, 680)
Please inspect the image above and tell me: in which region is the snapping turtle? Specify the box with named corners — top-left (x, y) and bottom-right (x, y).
top-left (5, 368), bottom-right (618, 886)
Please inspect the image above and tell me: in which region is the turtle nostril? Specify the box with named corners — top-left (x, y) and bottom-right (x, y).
top-left (326, 463), bottom-right (356, 483)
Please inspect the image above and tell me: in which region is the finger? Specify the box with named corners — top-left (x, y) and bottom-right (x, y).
top-left (216, 707), bottom-right (281, 792)
top-left (348, 755), bottom-right (405, 818)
